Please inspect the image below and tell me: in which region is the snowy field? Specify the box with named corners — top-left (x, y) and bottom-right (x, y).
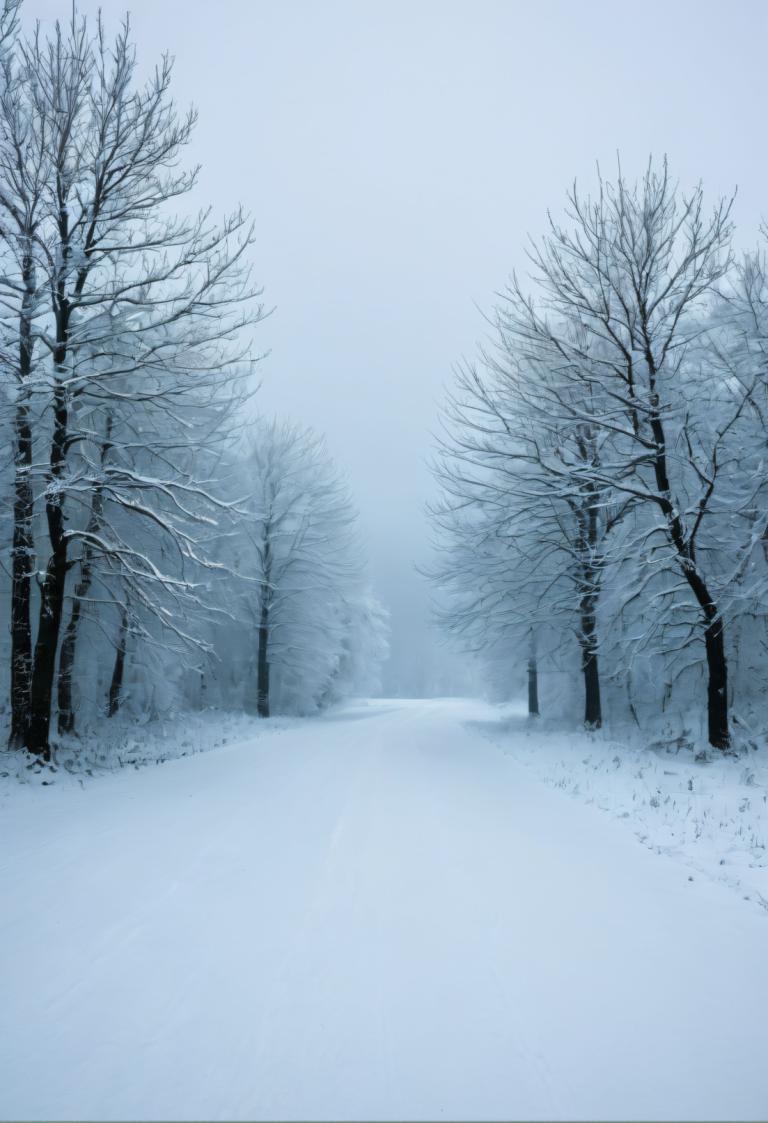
top-left (2, 698), bottom-right (767, 1122)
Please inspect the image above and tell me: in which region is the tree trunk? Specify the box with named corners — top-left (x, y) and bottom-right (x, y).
top-left (9, 398), bottom-right (34, 748)
top-left (582, 640), bottom-right (601, 729)
top-left (57, 421), bottom-right (110, 735)
top-left (646, 378), bottom-right (730, 749)
top-left (576, 496), bottom-right (602, 731)
top-left (107, 609), bottom-right (128, 718)
top-left (9, 248), bottom-right (37, 749)
top-left (665, 540), bottom-right (731, 750)
top-left (57, 596), bottom-right (84, 735)
top-left (704, 615), bottom-right (729, 750)
top-left (27, 544), bottom-right (67, 758)
top-left (256, 532), bottom-right (273, 718)
top-left (256, 600), bottom-right (270, 718)
top-left (527, 655), bottom-right (539, 717)
top-left (674, 563), bottom-right (730, 749)
top-left (26, 377), bottom-right (69, 759)
top-left (580, 596), bottom-right (602, 729)
top-left (24, 179), bottom-right (77, 758)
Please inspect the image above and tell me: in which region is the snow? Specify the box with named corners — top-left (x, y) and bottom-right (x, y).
top-left (1, 698), bottom-right (767, 1121)
top-left (0, 709), bottom-right (285, 778)
top-left (475, 707), bottom-right (768, 910)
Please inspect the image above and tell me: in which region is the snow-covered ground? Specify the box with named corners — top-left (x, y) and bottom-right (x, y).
top-left (0, 708), bottom-right (282, 779)
top-left (1, 698), bottom-right (767, 1121)
top-left (473, 707), bottom-right (768, 912)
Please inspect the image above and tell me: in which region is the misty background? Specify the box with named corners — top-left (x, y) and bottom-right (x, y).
top-left (26, 0), bottom-right (768, 695)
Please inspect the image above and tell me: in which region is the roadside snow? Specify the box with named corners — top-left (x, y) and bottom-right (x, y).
top-left (1, 699), bottom-right (767, 1121)
top-left (474, 706), bottom-right (768, 912)
top-left (0, 709), bottom-right (285, 785)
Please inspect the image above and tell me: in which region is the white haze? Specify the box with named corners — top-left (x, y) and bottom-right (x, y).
top-left (26, 0), bottom-right (768, 693)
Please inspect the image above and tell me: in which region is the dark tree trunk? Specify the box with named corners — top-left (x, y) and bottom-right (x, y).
top-left (644, 357), bottom-right (730, 750)
top-left (107, 609), bottom-right (128, 718)
top-left (57, 421), bottom-right (110, 735)
top-left (582, 638), bottom-right (602, 729)
top-left (57, 596), bottom-right (84, 736)
top-left (256, 533), bottom-right (273, 718)
top-left (580, 594), bottom-right (602, 729)
top-left (26, 373), bottom-right (69, 759)
top-left (655, 491), bottom-right (732, 749)
top-left (9, 248), bottom-right (37, 749)
top-left (24, 133), bottom-right (102, 756)
top-left (704, 614), bottom-right (729, 751)
top-left (527, 655), bottom-right (539, 717)
top-left (10, 398), bottom-right (34, 748)
top-left (575, 487), bottom-right (602, 731)
top-left (656, 511), bottom-right (731, 749)
top-left (24, 179), bottom-right (79, 757)
top-left (27, 543), bottom-right (67, 758)
top-left (256, 600), bottom-right (270, 718)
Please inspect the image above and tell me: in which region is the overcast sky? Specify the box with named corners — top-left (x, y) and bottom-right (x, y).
top-left (27, 0), bottom-right (768, 693)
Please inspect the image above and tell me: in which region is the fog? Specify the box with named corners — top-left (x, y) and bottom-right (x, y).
top-left (27, 0), bottom-right (767, 694)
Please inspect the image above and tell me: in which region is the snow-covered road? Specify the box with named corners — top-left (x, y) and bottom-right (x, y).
top-left (1, 698), bottom-right (766, 1121)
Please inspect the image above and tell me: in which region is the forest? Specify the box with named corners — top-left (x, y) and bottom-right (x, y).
top-left (0, 0), bottom-right (765, 774)
top-left (0, 0), bottom-right (766, 765)
top-left (429, 165), bottom-right (768, 754)
top-left (0, 1), bottom-right (388, 761)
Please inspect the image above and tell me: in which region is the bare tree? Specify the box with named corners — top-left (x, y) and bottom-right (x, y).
top-left (0, 9), bottom-right (52, 746)
top-left (0, 14), bottom-right (264, 755)
top-left (242, 420), bottom-right (365, 718)
top-left (429, 356), bottom-right (628, 729)
top-left (497, 160), bottom-right (747, 748)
